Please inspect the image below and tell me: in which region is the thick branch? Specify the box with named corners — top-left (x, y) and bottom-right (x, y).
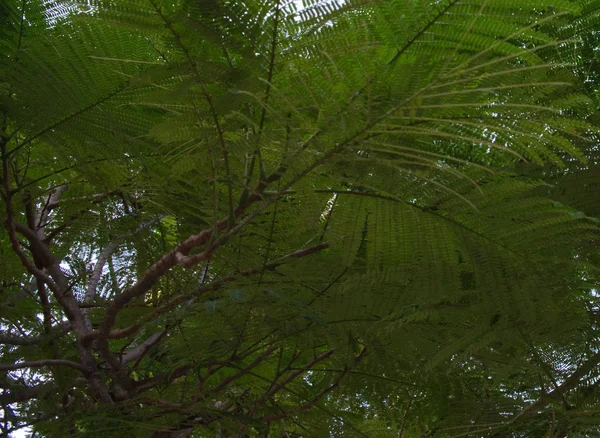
top-left (13, 222), bottom-right (69, 290)
top-left (85, 243), bottom-right (118, 303)
top-left (513, 351), bottom-right (600, 422)
top-left (2, 142), bottom-right (60, 296)
top-left (36, 184), bottom-right (68, 232)
top-left (88, 242), bottom-right (329, 346)
top-left (0, 383), bottom-right (54, 404)
top-left (0, 359), bottom-right (88, 373)
top-left (94, 108), bottom-right (341, 371)
top-left (86, 216), bottom-right (164, 307)
top-left (0, 323), bottom-right (70, 346)
top-left (92, 21), bottom-right (328, 353)
top-left (3, 142), bottom-right (112, 402)
top-left (121, 330), bottom-right (167, 365)
top-left (35, 279), bottom-right (52, 334)
top-left (95, 125), bottom-right (327, 348)
top-left (13, 222), bottom-right (85, 329)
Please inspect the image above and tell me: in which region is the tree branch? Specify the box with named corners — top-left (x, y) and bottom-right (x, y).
top-left (12, 222), bottom-right (85, 327)
top-left (209, 346), bottom-right (279, 394)
top-left (513, 351), bottom-right (600, 422)
top-left (121, 330), bottom-right (167, 365)
top-left (260, 349), bottom-right (365, 423)
top-left (259, 364), bottom-right (346, 423)
top-left (0, 383), bottom-right (54, 404)
top-left (93, 123), bottom-right (327, 352)
top-left (387, 0), bottom-right (460, 66)
top-left (0, 323), bottom-right (70, 346)
top-left (36, 184), bottom-right (68, 232)
top-left (10, 85), bottom-right (128, 157)
top-left (132, 365), bottom-right (192, 395)
top-left (86, 244), bottom-right (119, 300)
top-left (90, 242), bottom-right (329, 346)
top-left (2, 141), bottom-right (60, 296)
top-left (3, 143), bottom-right (112, 402)
top-left (86, 215), bottom-right (165, 307)
top-left (43, 192), bottom-right (115, 244)
top-left (0, 359), bottom-right (88, 373)
top-left (262, 350), bottom-right (334, 401)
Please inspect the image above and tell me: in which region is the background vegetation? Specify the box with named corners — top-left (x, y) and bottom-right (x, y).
top-left (1, 0), bottom-right (600, 436)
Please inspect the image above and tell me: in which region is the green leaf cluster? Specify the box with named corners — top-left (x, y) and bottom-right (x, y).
top-left (1, 0), bottom-right (600, 436)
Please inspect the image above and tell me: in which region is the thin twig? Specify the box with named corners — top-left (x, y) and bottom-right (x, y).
top-left (209, 346), bottom-right (279, 394)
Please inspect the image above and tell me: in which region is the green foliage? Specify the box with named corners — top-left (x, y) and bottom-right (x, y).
top-left (1, 0), bottom-right (600, 436)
